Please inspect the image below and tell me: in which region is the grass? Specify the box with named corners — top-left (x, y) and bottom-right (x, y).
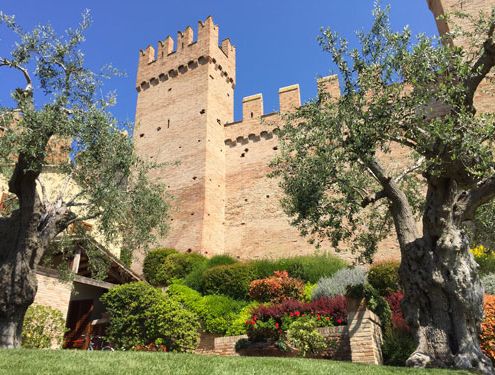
top-left (0, 349), bottom-right (475, 375)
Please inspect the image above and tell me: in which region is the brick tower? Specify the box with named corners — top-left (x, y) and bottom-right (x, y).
top-left (133, 17), bottom-right (235, 256)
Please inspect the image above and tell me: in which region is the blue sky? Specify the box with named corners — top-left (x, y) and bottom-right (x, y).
top-left (0, 0), bottom-right (438, 124)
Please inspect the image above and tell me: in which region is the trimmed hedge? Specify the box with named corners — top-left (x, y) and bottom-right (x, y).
top-left (101, 282), bottom-right (200, 352)
top-left (183, 254), bottom-right (238, 292)
top-left (142, 248), bottom-right (177, 286)
top-left (156, 252), bottom-right (207, 286)
top-left (202, 262), bottom-right (257, 300)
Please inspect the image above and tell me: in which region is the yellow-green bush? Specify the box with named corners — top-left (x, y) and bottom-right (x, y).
top-left (21, 303), bottom-right (66, 349)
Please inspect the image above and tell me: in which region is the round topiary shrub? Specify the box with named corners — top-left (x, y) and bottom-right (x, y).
top-left (367, 260), bottom-right (402, 296)
top-left (142, 248), bottom-right (177, 286)
top-left (202, 262), bottom-right (257, 300)
top-left (156, 252), bottom-right (207, 286)
top-left (183, 255), bottom-right (238, 292)
top-left (311, 267), bottom-right (367, 300)
top-left (21, 303), bottom-right (66, 349)
top-left (101, 281), bottom-right (200, 352)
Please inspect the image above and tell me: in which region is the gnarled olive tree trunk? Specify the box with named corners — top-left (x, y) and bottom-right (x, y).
top-left (0, 156), bottom-right (74, 348)
top-left (399, 178), bottom-right (493, 374)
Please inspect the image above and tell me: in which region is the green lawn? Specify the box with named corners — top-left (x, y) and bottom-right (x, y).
top-left (0, 349), bottom-right (477, 375)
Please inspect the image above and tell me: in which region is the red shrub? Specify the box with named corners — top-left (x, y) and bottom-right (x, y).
top-left (251, 296), bottom-right (347, 324)
top-left (480, 294), bottom-right (495, 362)
top-left (384, 291), bottom-right (409, 332)
top-left (248, 271), bottom-right (305, 303)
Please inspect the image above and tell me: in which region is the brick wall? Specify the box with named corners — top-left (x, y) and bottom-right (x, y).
top-left (34, 271), bottom-right (72, 319)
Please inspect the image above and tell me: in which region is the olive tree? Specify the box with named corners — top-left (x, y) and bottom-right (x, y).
top-left (0, 12), bottom-right (169, 348)
top-left (272, 5), bottom-right (495, 373)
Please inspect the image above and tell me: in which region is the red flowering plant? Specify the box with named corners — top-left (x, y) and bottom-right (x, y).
top-left (384, 291), bottom-right (409, 332)
top-left (480, 294), bottom-right (495, 362)
top-left (248, 271), bottom-right (305, 303)
top-left (132, 342), bottom-right (167, 352)
top-left (245, 296), bottom-right (347, 343)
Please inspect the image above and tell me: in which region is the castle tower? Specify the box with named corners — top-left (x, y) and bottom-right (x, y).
top-left (133, 17), bottom-right (235, 256)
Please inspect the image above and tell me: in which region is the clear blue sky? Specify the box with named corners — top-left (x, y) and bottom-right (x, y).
top-left (0, 0), bottom-right (438, 124)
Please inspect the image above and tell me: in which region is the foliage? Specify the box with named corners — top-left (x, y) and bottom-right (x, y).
top-left (367, 261), bottom-right (401, 296)
top-left (226, 302), bottom-right (259, 336)
top-left (166, 283), bottom-right (250, 335)
top-left (347, 283), bottom-right (392, 328)
top-left (202, 262), bottom-right (257, 300)
top-left (286, 318), bottom-right (327, 357)
top-left (234, 338), bottom-right (251, 352)
top-left (472, 245), bottom-right (495, 276)
top-left (156, 252), bottom-right (207, 286)
top-left (100, 282), bottom-right (200, 352)
top-left (182, 254), bottom-right (238, 293)
top-left (246, 296), bottom-right (345, 342)
top-left (480, 294), bottom-right (495, 363)
top-left (384, 291), bottom-right (408, 331)
top-left (21, 303), bottom-right (66, 349)
top-left (248, 271), bottom-right (305, 303)
top-left (381, 326), bottom-right (415, 367)
top-left (311, 267), bottom-right (367, 300)
top-left (303, 282), bottom-right (316, 303)
top-left (0, 10), bottom-right (170, 262)
top-left (131, 343), bottom-right (167, 352)
top-left (482, 274), bottom-right (495, 296)
top-left (142, 248), bottom-right (177, 286)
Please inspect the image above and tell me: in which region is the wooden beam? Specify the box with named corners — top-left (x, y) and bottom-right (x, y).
top-left (71, 249), bottom-right (82, 273)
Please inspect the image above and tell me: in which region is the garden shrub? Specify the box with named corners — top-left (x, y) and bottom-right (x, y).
top-left (183, 254), bottom-right (238, 292)
top-left (482, 273), bottom-right (495, 296)
top-left (202, 262), bottom-right (257, 300)
top-left (251, 259), bottom-right (279, 279)
top-left (142, 248), bottom-right (177, 286)
top-left (381, 326), bottom-right (415, 366)
top-left (167, 284), bottom-right (250, 335)
top-left (473, 245), bottom-right (495, 276)
top-left (287, 318), bottom-right (327, 357)
top-left (248, 271), bottom-right (305, 303)
top-left (274, 254), bottom-right (347, 284)
top-left (101, 282), bottom-right (200, 352)
top-left (480, 294), bottom-right (495, 362)
top-left (303, 282), bottom-right (316, 303)
top-left (367, 261), bottom-right (402, 296)
top-left (311, 267), bottom-right (367, 300)
top-left (156, 252), bottom-right (207, 286)
top-left (347, 283), bottom-right (392, 327)
top-left (21, 303), bottom-right (66, 349)
top-left (200, 295), bottom-right (248, 335)
top-left (226, 302), bottom-right (259, 336)
top-left (384, 291), bottom-right (408, 331)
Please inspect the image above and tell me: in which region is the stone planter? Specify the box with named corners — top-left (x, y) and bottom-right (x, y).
top-left (345, 294), bottom-right (366, 313)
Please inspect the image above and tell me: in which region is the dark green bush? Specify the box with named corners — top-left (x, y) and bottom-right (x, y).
top-left (101, 282), bottom-right (200, 352)
top-left (367, 261), bottom-right (402, 296)
top-left (183, 254), bottom-right (238, 292)
top-left (142, 248), bottom-right (177, 286)
top-left (381, 327), bottom-right (415, 366)
top-left (202, 262), bottom-right (257, 300)
top-left (156, 252), bottom-right (207, 286)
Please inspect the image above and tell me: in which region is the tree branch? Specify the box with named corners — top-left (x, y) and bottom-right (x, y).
top-left (394, 156), bottom-right (425, 184)
top-left (361, 190), bottom-right (387, 208)
top-left (463, 18), bottom-right (495, 112)
top-left (36, 176), bottom-right (48, 205)
top-left (0, 58), bottom-right (32, 91)
top-left (456, 174), bottom-right (495, 222)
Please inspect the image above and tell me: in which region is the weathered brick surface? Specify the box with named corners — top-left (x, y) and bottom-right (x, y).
top-left (34, 271), bottom-right (71, 319)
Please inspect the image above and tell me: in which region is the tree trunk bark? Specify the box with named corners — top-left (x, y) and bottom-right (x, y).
top-left (0, 307), bottom-right (28, 348)
top-left (399, 178), bottom-right (494, 374)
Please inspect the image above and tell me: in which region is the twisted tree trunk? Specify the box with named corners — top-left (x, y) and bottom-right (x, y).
top-left (399, 178), bottom-right (494, 374)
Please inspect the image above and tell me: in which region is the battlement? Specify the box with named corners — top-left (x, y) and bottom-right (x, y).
top-left (136, 16), bottom-right (236, 91)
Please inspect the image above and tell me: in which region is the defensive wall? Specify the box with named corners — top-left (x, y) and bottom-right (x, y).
top-left (133, 0), bottom-right (494, 265)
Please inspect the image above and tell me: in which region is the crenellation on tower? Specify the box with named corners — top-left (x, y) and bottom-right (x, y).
top-left (317, 74), bottom-right (340, 101)
top-left (177, 26), bottom-right (194, 51)
top-left (279, 84), bottom-right (301, 113)
top-left (242, 94), bottom-right (263, 121)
